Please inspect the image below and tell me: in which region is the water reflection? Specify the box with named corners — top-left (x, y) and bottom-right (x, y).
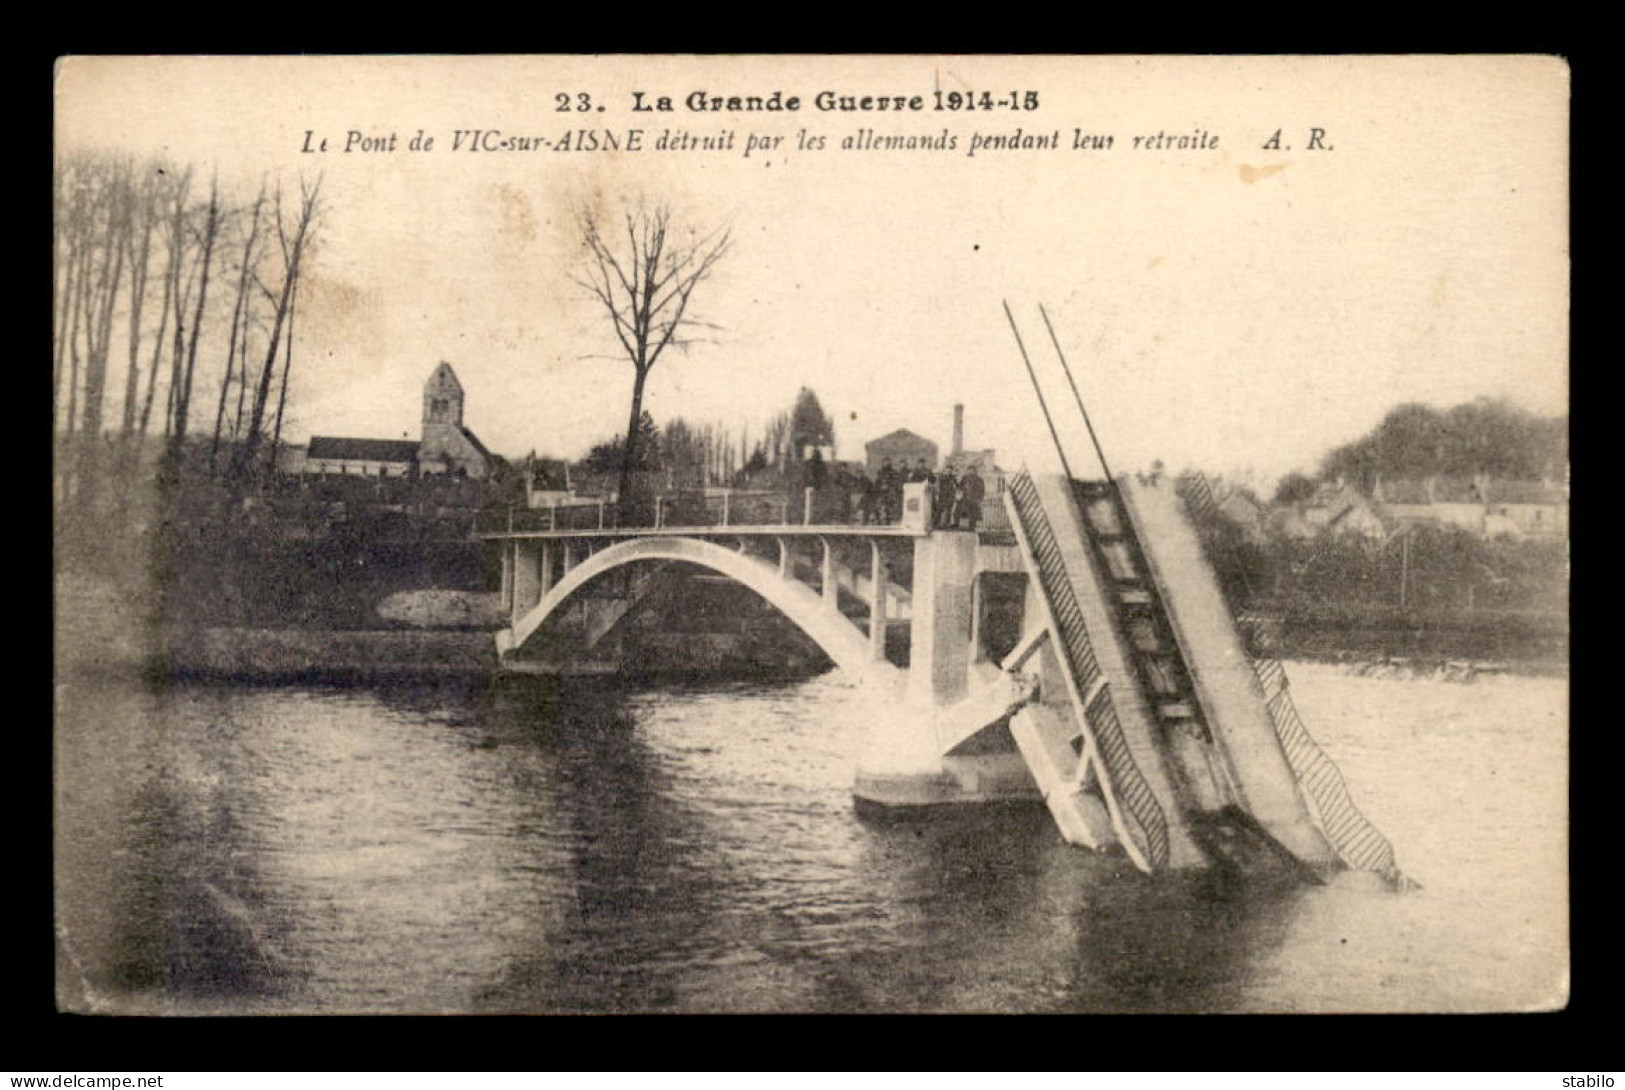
top-left (483, 683), bottom-right (730, 1012)
top-left (55, 665), bottom-right (1566, 1013)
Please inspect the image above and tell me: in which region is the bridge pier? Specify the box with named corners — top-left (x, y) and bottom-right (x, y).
top-left (853, 531), bottom-right (1040, 810)
top-left (511, 540), bottom-right (543, 628)
top-left (907, 532), bottom-right (978, 707)
top-left (868, 541), bottom-right (889, 662)
top-left (499, 541), bottom-right (513, 616)
top-left (820, 537), bottom-right (839, 612)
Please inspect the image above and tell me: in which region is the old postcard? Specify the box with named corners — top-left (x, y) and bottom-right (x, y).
top-left (53, 54), bottom-right (1569, 1014)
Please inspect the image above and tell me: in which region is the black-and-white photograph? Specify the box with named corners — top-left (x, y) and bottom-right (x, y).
top-left (53, 54), bottom-right (1569, 1014)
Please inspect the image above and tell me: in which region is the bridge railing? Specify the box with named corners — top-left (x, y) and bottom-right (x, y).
top-left (478, 491), bottom-right (801, 535)
top-left (476, 478), bottom-right (1014, 535)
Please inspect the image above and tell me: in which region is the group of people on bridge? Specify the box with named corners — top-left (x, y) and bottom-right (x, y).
top-left (514, 454), bottom-right (995, 534)
top-left (836, 457), bottom-right (987, 530)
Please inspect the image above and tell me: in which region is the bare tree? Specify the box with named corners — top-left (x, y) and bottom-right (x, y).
top-left (573, 202), bottom-right (731, 517)
top-left (53, 154), bottom-right (134, 504)
top-left (762, 410), bottom-right (790, 468)
top-left (53, 156), bottom-right (326, 520)
top-left (210, 182), bottom-right (266, 470)
top-left (120, 166), bottom-right (160, 438)
top-left (270, 274), bottom-right (299, 456)
top-left (168, 173), bottom-right (221, 469)
top-left (160, 166), bottom-right (198, 444)
top-left (54, 174), bottom-right (90, 502)
top-left (135, 169), bottom-right (181, 455)
top-left (76, 159), bottom-right (133, 504)
top-left (52, 164), bottom-right (85, 435)
top-left (232, 174), bottom-right (322, 486)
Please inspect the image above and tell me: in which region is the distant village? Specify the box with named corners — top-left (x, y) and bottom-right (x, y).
top-left (273, 362), bottom-right (1013, 533)
top-left (273, 361), bottom-right (1568, 551)
top-left (53, 351), bottom-right (1568, 654)
top-left (1217, 473), bottom-right (1568, 545)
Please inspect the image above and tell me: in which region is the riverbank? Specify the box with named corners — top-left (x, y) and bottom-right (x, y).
top-left (58, 562), bottom-right (1566, 685)
top-left (152, 626), bottom-right (829, 684)
top-left (158, 626), bottom-right (498, 681)
top-left (1258, 601), bottom-right (1567, 677)
top-left (57, 565), bottom-right (830, 683)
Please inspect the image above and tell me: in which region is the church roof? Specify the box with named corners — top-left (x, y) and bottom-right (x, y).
top-left (459, 426), bottom-right (492, 461)
top-left (308, 437), bottom-right (421, 463)
top-left (428, 361), bottom-right (463, 390)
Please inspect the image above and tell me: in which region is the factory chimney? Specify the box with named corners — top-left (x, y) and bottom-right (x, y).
top-left (952, 403), bottom-right (965, 457)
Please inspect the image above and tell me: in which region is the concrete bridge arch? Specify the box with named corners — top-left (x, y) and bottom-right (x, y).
top-left (497, 535), bottom-right (892, 681)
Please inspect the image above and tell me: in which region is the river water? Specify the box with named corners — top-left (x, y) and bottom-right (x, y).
top-left (53, 663), bottom-right (1567, 1014)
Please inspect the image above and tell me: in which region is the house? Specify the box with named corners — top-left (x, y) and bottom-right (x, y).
top-left (304, 437), bottom-right (422, 477)
top-left (1374, 477), bottom-right (1446, 531)
top-left (299, 362), bottom-right (493, 479)
top-left (1278, 481), bottom-right (1389, 541)
top-left (1482, 480), bottom-right (1568, 538)
top-left (525, 457), bottom-right (583, 508)
top-left (865, 428), bottom-right (938, 474)
top-left (1421, 477), bottom-right (1490, 534)
top-left (1375, 475), bottom-right (1568, 539)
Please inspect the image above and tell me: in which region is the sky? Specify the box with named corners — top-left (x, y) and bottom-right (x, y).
top-left (54, 55), bottom-right (1569, 485)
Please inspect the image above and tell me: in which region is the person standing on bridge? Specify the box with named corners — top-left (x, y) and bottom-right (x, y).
top-left (934, 464), bottom-right (958, 529)
top-left (908, 459), bottom-right (933, 527)
top-left (875, 458), bottom-right (901, 524)
top-left (957, 464), bottom-right (985, 531)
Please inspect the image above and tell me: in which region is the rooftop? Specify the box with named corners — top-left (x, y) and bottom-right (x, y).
top-left (307, 437), bottom-right (420, 463)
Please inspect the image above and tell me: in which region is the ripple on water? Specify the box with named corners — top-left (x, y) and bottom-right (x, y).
top-left (54, 664), bottom-right (1567, 1013)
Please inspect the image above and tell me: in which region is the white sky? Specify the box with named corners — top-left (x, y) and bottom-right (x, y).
top-left (54, 55), bottom-right (1569, 484)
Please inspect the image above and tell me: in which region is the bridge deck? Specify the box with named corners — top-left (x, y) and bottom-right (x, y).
top-left (478, 523), bottom-right (931, 541)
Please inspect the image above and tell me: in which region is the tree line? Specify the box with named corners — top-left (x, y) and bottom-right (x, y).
top-left (569, 386), bottom-right (839, 492)
top-left (1273, 398), bottom-right (1568, 504)
top-left (53, 151), bottom-right (323, 514)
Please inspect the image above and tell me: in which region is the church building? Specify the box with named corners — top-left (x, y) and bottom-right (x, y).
top-left (300, 362), bottom-right (493, 479)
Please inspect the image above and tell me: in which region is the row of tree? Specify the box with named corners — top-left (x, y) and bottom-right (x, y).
top-left (570, 386), bottom-right (843, 492)
top-left (53, 152), bottom-right (323, 512)
top-left (1273, 398), bottom-right (1568, 503)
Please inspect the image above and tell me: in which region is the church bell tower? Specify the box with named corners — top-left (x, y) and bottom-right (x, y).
top-left (418, 361), bottom-right (468, 474)
top-left (422, 361), bottom-right (464, 433)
